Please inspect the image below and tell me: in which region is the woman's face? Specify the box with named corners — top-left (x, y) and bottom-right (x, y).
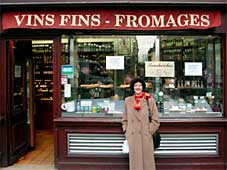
top-left (134, 82), bottom-right (143, 95)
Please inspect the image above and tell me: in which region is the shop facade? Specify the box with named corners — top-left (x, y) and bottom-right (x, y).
top-left (0, 1), bottom-right (227, 169)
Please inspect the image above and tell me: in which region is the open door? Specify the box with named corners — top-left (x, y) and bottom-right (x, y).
top-left (6, 40), bottom-right (32, 165)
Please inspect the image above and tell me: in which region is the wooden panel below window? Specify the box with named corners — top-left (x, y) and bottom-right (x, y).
top-left (54, 117), bottom-right (227, 170)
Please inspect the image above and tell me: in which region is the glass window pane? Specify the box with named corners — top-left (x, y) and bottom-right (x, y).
top-left (60, 35), bottom-right (223, 118)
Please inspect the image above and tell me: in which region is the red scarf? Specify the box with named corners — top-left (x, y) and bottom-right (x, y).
top-left (134, 92), bottom-right (151, 110)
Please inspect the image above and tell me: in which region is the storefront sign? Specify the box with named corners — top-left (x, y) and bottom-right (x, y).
top-left (2, 10), bottom-right (221, 30)
top-left (145, 61), bottom-right (175, 77)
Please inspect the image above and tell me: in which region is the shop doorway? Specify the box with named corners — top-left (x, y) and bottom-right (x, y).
top-left (4, 39), bottom-right (54, 166)
top-left (32, 40), bottom-right (54, 130)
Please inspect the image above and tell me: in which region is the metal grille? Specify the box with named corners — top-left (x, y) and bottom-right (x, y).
top-left (156, 134), bottom-right (218, 155)
top-left (67, 133), bottom-right (218, 155)
top-left (68, 133), bottom-right (124, 154)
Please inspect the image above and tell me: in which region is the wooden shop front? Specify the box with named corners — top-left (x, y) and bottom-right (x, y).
top-left (0, 1), bottom-right (227, 169)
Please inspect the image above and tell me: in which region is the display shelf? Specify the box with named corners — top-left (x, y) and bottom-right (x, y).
top-left (78, 42), bottom-right (114, 67)
top-left (160, 37), bottom-right (207, 77)
top-left (61, 41), bottom-right (114, 66)
top-left (33, 43), bottom-right (53, 100)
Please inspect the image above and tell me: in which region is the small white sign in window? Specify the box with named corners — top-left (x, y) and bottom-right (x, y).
top-left (106, 56), bottom-right (124, 70)
top-left (185, 62), bottom-right (202, 76)
top-left (64, 84), bottom-right (71, 98)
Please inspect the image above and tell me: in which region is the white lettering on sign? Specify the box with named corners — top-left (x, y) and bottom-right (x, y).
top-left (114, 14), bottom-right (210, 28)
top-left (166, 15), bottom-right (177, 27)
top-left (201, 15), bottom-right (210, 26)
top-left (151, 15), bottom-right (165, 28)
top-left (177, 14), bottom-right (189, 26)
top-left (14, 14), bottom-right (55, 26)
top-left (14, 14), bottom-right (101, 27)
top-left (4, 10), bottom-right (216, 30)
top-left (115, 14), bottom-right (125, 27)
top-left (59, 15), bottom-right (71, 26)
top-left (59, 14), bottom-right (100, 26)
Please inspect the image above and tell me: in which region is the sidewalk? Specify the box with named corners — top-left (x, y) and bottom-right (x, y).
top-left (1, 164), bottom-right (55, 170)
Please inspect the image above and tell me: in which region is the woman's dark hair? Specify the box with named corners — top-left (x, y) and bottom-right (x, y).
top-left (130, 78), bottom-right (146, 92)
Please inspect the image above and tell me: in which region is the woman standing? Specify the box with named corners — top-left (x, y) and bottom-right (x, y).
top-left (122, 78), bottom-right (160, 170)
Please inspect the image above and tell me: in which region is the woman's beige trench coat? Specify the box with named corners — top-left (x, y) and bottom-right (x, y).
top-left (122, 95), bottom-right (160, 170)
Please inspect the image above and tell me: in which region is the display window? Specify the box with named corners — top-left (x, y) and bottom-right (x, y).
top-left (60, 35), bottom-right (223, 117)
